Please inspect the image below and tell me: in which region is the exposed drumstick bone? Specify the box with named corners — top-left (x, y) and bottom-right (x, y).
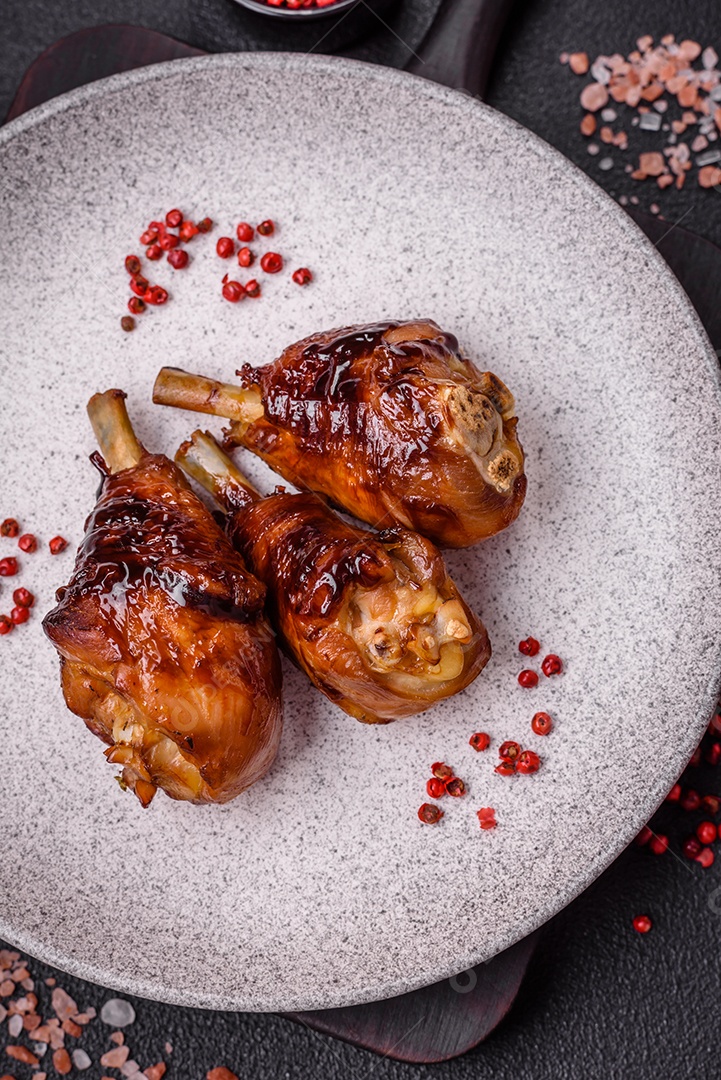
top-left (176, 430), bottom-right (259, 511)
top-left (86, 389), bottom-right (144, 474)
top-left (153, 367), bottom-right (264, 424)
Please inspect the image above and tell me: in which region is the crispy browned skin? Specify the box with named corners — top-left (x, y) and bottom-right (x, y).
top-left (177, 433), bottom-right (491, 723)
top-left (43, 393), bottom-right (282, 806)
top-left (153, 320), bottom-right (526, 548)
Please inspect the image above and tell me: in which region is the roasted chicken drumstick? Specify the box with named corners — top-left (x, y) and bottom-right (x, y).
top-left (43, 391), bottom-right (282, 806)
top-left (176, 431), bottom-right (491, 723)
top-left (154, 319), bottom-right (526, 548)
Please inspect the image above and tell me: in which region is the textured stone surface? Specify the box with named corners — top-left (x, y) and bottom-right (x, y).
top-left (487, 0), bottom-right (721, 247)
top-left (3, 2), bottom-right (721, 1075)
top-left (1, 53), bottom-right (721, 1017)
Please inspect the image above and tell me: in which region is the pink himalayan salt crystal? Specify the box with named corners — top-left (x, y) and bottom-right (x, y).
top-left (679, 39), bottom-right (702, 61)
top-left (580, 82), bottom-right (609, 111)
top-left (703, 46), bottom-right (719, 70)
top-left (52, 987), bottom-right (78, 1022)
top-left (699, 164), bottom-right (721, 187)
top-left (638, 151), bottom-right (666, 175)
top-left (101, 1045), bottom-right (130, 1068)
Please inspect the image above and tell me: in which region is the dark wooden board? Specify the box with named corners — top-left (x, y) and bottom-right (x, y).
top-left (287, 931), bottom-right (538, 1062)
top-left (407, 0), bottom-right (515, 96)
top-left (5, 25), bottom-right (203, 123)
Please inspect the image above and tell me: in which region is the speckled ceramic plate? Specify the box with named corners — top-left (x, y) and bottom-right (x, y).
top-left (1, 54), bottom-right (721, 1013)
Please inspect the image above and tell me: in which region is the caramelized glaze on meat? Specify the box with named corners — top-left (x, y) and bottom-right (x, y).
top-left (154, 319), bottom-right (526, 548)
top-left (177, 432), bottom-right (490, 723)
top-left (43, 391), bottom-right (282, 806)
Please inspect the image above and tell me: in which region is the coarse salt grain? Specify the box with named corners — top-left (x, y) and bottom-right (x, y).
top-left (100, 1045), bottom-right (130, 1068)
top-left (703, 46), bottom-right (719, 70)
top-left (144, 1064), bottom-right (167, 1080)
top-left (100, 999), bottom-right (136, 1027)
top-left (639, 151), bottom-right (666, 175)
top-left (563, 33), bottom-right (721, 194)
top-left (8, 1014), bottom-right (23, 1037)
top-left (699, 164), bottom-right (721, 186)
top-left (72, 1049), bottom-right (92, 1070)
top-left (569, 52), bottom-right (589, 75)
top-left (6, 1045), bottom-right (40, 1065)
top-left (51, 988), bottom-right (78, 1022)
top-left (53, 1048), bottom-right (72, 1075)
top-left (591, 60), bottom-right (611, 84)
top-left (48, 1027), bottom-right (65, 1051)
top-left (581, 82), bottom-right (609, 111)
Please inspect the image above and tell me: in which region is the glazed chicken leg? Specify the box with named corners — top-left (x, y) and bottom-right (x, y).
top-left (153, 319), bottom-right (526, 548)
top-left (176, 431), bottom-right (491, 723)
top-left (43, 391), bottom-right (282, 806)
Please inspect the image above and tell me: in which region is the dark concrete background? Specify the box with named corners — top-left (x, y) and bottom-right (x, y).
top-left (2, 2), bottom-right (721, 1077)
